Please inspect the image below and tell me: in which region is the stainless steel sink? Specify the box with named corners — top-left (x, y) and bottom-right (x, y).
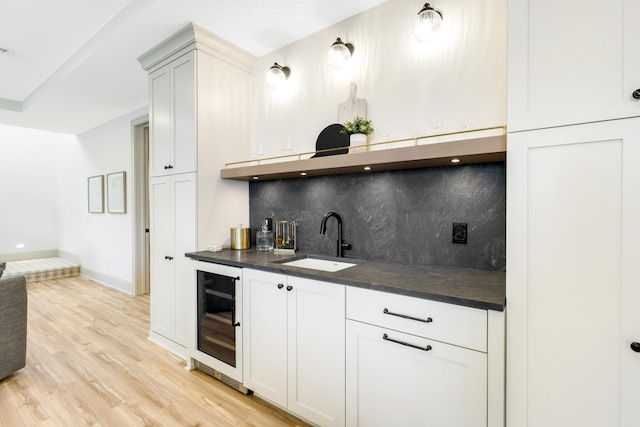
top-left (275, 255), bottom-right (357, 272)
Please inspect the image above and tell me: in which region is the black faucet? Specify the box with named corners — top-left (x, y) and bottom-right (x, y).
top-left (320, 211), bottom-right (351, 257)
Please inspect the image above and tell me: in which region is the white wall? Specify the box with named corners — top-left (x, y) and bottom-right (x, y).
top-left (0, 124), bottom-right (74, 259)
top-left (56, 107), bottom-right (147, 294)
top-left (0, 0), bottom-right (507, 293)
top-left (251, 0), bottom-right (507, 157)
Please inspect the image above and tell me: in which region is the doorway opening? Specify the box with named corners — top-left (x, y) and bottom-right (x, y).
top-left (132, 116), bottom-right (150, 296)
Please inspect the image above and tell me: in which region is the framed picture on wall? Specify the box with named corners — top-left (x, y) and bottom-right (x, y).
top-left (87, 175), bottom-right (104, 213)
top-left (107, 171), bottom-right (126, 214)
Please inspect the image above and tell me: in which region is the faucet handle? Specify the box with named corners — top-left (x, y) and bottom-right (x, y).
top-left (337, 241), bottom-right (351, 258)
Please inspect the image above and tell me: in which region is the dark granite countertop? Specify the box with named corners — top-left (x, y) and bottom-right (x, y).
top-left (185, 249), bottom-right (506, 312)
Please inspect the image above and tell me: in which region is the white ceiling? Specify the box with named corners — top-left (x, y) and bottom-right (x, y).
top-left (0, 0), bottom-right (388, 135)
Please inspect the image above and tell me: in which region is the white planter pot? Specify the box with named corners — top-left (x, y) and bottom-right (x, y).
top-left (349, 133), bottom-right (368, 153)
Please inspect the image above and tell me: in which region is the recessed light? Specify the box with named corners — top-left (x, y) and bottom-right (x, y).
top-left (450, 158), bottom-right (461, 163)
top-left (252, 176), bottom-right (259, 180)
top-left (364, 166), bottom-right (372, 171)
top-left (300, 172), bottom-right (307, 176)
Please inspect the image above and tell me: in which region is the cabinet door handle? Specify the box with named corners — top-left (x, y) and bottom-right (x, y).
top-left (383, 308), bottom-right (432, 323)
top-left (164, 256), bottom-right (173, 260)
top-left (164, 165), bottom-right (174, 170)
top-left (277, 283), bottom-right (284, 289)
top-left (631, 342), bottom-right (640, 352)
top-left (286, 285), bottom-right (293, 291)
top-left (383, 333), bottom-right (432, 352)
top-left (633, 89), bottom-right (640, 100)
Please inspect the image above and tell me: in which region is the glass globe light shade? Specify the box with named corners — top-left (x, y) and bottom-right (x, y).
top-left (413, 3), bottom-right (443, 42)
top-left (327, 38), bottom-right (353, 69)
top-left (265, 63), bottom-right (290, 89)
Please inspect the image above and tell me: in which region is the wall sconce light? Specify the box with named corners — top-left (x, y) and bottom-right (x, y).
top-left (327, 38), bottom-right (354, 69)
top-left (413, 3), bottom-right (443, 42)
top-left (265, 62), bottom-right (291, 89)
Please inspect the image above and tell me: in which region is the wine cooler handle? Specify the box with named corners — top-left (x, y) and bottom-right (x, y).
top-left (231, 276), bottom-right (241, 327)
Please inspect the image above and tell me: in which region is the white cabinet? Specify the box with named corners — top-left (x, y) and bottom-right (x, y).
top-left (148, 173), bottom-right (196, 351)
top-left (508, 0), bottom-right (640, 131)
top-left (506, 118), bottom-right (640, 427)
top-left (345, 287), bottom-right (498, 427)
top-left (242, 269), bottom-right (346, 427)
top-left (140, 23), bottom-right (254, 249)
top-left (242, 269), bottom-right (287, 404)
top-left (139, 24), bottom-right (254, 361)
top-left (148, 51), bottom-right (196, 177)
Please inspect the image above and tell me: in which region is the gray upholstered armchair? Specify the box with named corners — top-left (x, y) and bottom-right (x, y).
top-left (0, 275), bottom-right (27, 380)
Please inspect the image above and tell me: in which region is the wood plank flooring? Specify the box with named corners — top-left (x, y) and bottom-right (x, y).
top-left (0, 276), bottom-right (310, 427)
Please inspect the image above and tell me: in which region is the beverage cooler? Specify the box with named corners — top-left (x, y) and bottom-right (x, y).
top-left (192, 261), bottom-right (244, 386)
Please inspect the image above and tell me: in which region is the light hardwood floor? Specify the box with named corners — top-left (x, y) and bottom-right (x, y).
top-left (0, 276), bottom-right (310, 427)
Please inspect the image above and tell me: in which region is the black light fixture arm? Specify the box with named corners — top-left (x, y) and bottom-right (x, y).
top-left (417, 3), bottom-right (443, 19)
top-left (270, 62), bottom-right (291, 79)
top-left (331, 38), bottom-right (355, 55)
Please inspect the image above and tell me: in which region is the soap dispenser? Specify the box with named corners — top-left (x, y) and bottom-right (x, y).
top-left (256, 219), bottom-right (274, 251)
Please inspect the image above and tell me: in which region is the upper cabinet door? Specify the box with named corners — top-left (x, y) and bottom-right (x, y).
top-left (148, 51), bottom-right (197, 177)
top-left (508, 0), bottom-right (640, 131)
top-left (149, 66), bottom-right (171, 177)
top-left (171, 53), bottom-right (196, 175)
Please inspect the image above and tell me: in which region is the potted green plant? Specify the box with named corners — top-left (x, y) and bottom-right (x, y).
top-left (341, 116), bottom-right (374, 153)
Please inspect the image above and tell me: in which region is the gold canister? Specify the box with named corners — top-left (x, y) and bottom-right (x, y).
top-left (230, 225), bottom-right (251, 250)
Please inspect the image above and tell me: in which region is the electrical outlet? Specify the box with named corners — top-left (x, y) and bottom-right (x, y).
top-left (452, 223), bottom-right (467, 244)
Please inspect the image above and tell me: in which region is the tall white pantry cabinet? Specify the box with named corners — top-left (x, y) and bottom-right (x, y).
top-left (507, 1), bottom-right (640, 426)
top-left (138, 23), bottom-right (255, 359)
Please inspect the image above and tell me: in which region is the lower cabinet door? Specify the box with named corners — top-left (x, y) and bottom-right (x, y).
top-left (149, 176), bottom-right (174, 339)
top-left (346, 320), bottom-right (487, 427)
top-left (242, 269), bottom-right (288, 407)
top-left (149, 173), bottom-right (196, 348)
top-left (287, 276), bottom-right (345, 427)
top-left (506, 118), bottom-right (640, 427)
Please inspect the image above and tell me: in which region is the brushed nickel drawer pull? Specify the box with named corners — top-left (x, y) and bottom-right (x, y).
top-left (383, 308), bottom-right (433, 323)
top-left (383, 333), bottom-right (432, 351)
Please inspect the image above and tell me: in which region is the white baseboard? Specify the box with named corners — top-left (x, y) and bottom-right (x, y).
top-left (81, 267), bottom-right (133, 295)
top-left (148, 331), bottom-right (189, 361)
top-left (0, 249), bottom-right (59, 262)
top-left (57, 250), bottom-right (82, 264)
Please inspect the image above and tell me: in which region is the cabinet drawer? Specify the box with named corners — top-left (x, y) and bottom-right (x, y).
top-left (346, 320), bottom-right (487, 427)
top-left (346, 287), bottom-right (487, 352)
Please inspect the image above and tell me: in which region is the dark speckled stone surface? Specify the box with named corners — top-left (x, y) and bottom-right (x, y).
top-left (249, 163), bottom-right (506, 271)
top-left (186, 249), bottom-right (506, 311)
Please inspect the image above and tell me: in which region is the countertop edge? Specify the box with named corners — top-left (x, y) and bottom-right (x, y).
top-left (185, 251), bottom-right (506, 312)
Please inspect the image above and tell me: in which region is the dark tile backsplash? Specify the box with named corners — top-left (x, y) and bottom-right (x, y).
top-left (249, 162), bottom-right (506, 271)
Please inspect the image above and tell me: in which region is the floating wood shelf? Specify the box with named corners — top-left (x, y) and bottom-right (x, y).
top-left (221, 127), bottom-right (506, 181)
